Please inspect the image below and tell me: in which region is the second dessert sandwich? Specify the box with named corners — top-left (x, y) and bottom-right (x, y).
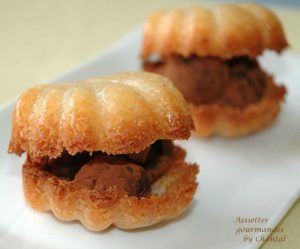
top-left (141, 3), bottom-right (287, 137)
top-left (8, 72), bottom-right (198, 231)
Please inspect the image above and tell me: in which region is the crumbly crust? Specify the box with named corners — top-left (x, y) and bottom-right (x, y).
top-left (23, 146), bottom-right (199, 231)
top-left (141, 3), bottom-right (288, 59)
top-left (190, 76), bottom-right (286, 137)
top-left (8, 72), bottom-right (194, 160)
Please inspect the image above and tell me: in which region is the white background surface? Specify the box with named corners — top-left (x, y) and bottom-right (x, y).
top-left (0, 28), bottom-right (299, 249)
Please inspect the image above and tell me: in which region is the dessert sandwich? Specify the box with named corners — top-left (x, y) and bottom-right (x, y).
top-left (8, 72), bottom-right (199, 231)
top-left (141, 3), bottom-right (287, 137)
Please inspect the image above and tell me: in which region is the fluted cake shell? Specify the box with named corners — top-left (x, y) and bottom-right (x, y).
top-left (141, 3), bottom-right (288, 59)
top-left (8, 72), bottom-right (194, 159)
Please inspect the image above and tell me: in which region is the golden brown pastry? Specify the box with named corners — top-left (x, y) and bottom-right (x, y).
top-left (141, 3), bottom-right (287, 137)
top-left (8, 72), bottom-right (198, 231)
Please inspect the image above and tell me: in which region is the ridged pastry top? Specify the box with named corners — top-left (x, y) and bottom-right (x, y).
top-left (8, 72), bottom-right (193, 159)
top-left (141, 3), bottom-right (288, 59)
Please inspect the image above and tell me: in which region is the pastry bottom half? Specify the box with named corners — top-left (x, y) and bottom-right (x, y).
top-left (190, 77), bottom-right (286, 137)
top-left (23, 146), bottom-right (198, 231)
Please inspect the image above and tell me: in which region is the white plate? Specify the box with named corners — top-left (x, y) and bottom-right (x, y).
top-left (0, 27), bottom-right (299, 249)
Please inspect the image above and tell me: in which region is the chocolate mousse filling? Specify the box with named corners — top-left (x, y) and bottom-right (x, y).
top-left (45, 140), bottom-right (174, 197)
top-left (144, 56), bottom-right (267, 109)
